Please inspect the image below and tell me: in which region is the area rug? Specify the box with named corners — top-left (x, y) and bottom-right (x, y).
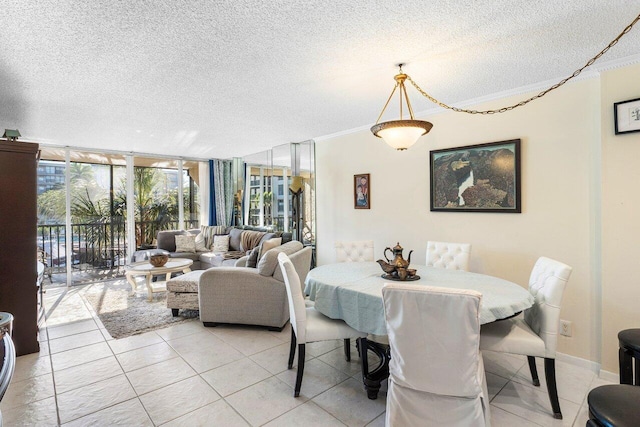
top-left (81, 280), bottom-right (198, 339)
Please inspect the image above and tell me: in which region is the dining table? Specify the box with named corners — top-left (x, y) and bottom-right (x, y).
top-left (304, 262), bottom-right (535, 399)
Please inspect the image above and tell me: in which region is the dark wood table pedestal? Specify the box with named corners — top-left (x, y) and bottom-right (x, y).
top-left (357, 337), bottom-right (390, 400)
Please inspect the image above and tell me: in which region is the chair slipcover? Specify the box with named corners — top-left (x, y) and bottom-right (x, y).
top-left (382, 284), bottom-right (491, 426)
top-left (425, 241), bottom-right (471, 271)
top-left (335, 240), bottom-right (374, 263)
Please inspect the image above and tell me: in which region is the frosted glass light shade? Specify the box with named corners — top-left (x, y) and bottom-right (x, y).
top-left (371, 120), bottom-right (433, 150)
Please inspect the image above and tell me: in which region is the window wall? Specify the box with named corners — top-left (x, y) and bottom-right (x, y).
top-left (243, 141), bottom-right (315, 245)
top-left (244, 150), bottom-right (273, 228)
top-left (37, 148), bottom-right (203, 285)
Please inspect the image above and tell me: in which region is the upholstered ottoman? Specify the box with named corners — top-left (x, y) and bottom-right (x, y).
top-left (167, 270), bottom-right (204, 316)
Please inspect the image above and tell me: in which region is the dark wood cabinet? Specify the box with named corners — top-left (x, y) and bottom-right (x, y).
top-left (0, 140), bottom-right (40, 356)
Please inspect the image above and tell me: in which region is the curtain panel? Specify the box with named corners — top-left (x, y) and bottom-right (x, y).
top-left (209, 159), bottom-right (234, 226)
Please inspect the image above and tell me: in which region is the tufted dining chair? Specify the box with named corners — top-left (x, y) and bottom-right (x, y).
top-left (278, 253), bottom-right (366, 397)
top-left (425, 241), bottom-right (471, 271)
top-left (335, 240), bottom-right (375, 263)
top-left (383, 284), bottom-right (491, 426)
top-left (480, 256), bottom-right (572, 419)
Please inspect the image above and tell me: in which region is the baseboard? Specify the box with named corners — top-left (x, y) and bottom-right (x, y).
top-left (597, 369), bottom-right (619, 383)
top-left (555, 352), bottom-right (618, 382)
top-left (556, 352), bottom-right (600, 373)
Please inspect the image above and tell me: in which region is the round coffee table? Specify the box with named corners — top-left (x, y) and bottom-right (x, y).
top-left (125, 258), bottom-right (193, 301)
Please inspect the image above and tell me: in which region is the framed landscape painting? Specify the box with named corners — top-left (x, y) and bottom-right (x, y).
top-left (354, 173), bottom-right (370, 209)
top-left (430, 139), bottom-right (521, 213)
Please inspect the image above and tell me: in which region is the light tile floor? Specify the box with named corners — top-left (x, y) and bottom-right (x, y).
top-left (1, 280), bottom-right (613, 426)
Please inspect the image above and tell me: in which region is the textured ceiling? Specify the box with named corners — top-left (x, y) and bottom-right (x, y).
top-left (1, 1), bottom-right (639, 159)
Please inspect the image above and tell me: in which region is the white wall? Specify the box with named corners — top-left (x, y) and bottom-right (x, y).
top-left (600, 63), bottom-right (640, 372)
top-left (316, 78), bottom-right (601, 362)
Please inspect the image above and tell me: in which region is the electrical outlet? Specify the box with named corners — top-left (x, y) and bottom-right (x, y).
top-left (560, 320), bottom-right (572, 337)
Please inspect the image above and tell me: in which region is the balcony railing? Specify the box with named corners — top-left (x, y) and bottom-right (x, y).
top-left (37, 219), bottom-right (199, 275)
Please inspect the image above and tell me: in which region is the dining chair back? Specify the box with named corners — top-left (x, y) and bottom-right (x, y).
top-left (425, 241), bottom-right (471, 271)
top-left (278, 253), bottom-right (366, 397)
top-left (480, 256), bottom-right (572, 419)
top-left (382, 283), bottom-right (490, 426)
top-left (525, 256), bottom-right (572, 358)
top-left (335, 240), bottom-right (374, 263)
top-left (279, 252), bottom-right (308, 343)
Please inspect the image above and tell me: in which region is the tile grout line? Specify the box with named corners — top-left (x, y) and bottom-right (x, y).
top-left (47, 285), bottom-right (151, 425)
top-left (80, 281), bottom-right (159, 427)
top-left (78, 279), bottom-right (270, 426)
top-left (43, 317), bottom-right (62, 427)
top-left (40, 280), bottom-right (590, 426)
top-left (105, 310), bottom-right (260, 424)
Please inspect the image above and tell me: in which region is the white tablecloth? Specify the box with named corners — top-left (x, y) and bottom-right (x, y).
top-left (305, 262), bottom-right (534, 335)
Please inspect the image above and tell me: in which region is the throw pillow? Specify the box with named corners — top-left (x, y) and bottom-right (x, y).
top-left (257, 240), bottom-right (304, 277)
top-left (194, 233), bottom-right (208, 252)
top-left (175, 234), bottom-right (196, 253)
top-left (157, 230), bottom-right (187, 252)
top-left (246, 246), bottom-right (260, 268)
top-left (228, 228), bottom-right (244, 251)
top-left (213, 234), bottom-right (230, 253)
top-left (199, 225), bottom-right (226, 249)
top-left (258, 237), bottom-right (282, 260)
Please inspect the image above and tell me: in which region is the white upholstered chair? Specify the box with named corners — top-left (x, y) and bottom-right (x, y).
top-left (278, 253), bottom-right (366, 397)
top-left (425, 241), bottom-right (471, 271)
top-left (480, 256), bottom-right (572, 419)
top-left (382, 284), bottom-right (491, 426)
top-left (334, 240), bottom-right (374, 263)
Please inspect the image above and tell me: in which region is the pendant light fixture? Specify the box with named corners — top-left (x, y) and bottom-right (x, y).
top-left (370, 64), bottom-right (432, 151)
top-left (369, 14), bottom-right (640, 150)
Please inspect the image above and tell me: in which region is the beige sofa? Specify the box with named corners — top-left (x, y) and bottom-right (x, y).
top-left (198, 241), bottom-right (312, 331)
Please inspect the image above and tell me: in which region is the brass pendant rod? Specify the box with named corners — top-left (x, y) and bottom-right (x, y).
top-left (400, 82), bottom-right (416, 120)
top-left (406, 11), bottom-right (640, 115)
top-left (399, 81), bottom-right (404, 119)
top-left (375, 83), bottom-right (399, 124)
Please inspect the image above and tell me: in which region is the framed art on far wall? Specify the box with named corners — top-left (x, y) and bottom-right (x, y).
top-left (614, 97), bottom-right (640, 135)
top-left (354, 173), bottom-right (370, 209)
top-left (430, 139), bottom-right (521, 213)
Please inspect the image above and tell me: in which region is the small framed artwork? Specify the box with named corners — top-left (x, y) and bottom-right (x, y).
top-left (430, 139), bottom-right (521, 213)
top-left (354, 173), bottom-right (370, 209)
top-left (614, 97), bottom-right (640, 135)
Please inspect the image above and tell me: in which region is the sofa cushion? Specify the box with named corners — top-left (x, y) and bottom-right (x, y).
top-left (273, 246), bottom-right (312, 283)
top-left (213, 234), bottom-right (230, 252)
top-left (228, 228), bottom-right (244, 251)
top-left (175, 235), bottom-right (196, 253)
top-left (259, 232), bottom-right (277, 244)
top-left (194, 233), bottom-right (208, 252)
top-left (257, 240), bottom-right (304, 277)
top-left (199, 252), bottom-right (225, 267)
top-left (258, 237), bottom-right (282, 260)
top-left (200, 225), bottom-right (226, 249)
top-left (171, 252), bottom-right (201, 262)
top-left (157, 230), bottom-right (187, 252)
